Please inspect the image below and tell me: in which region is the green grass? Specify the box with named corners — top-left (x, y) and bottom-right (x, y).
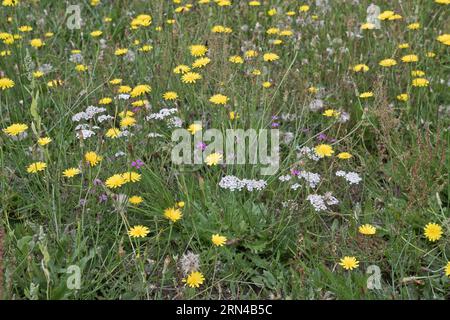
top-left (0, 0), bottom-right (449, 300)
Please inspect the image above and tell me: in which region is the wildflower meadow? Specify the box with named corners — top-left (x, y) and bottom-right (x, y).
top-left (0, 0), bottom-right (449, 301)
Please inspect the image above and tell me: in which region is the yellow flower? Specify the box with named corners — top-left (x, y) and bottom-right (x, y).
top-left (378, 10), bottom-right (394, 20)
top-left (308, 86), bottom-right (318, 94)
top-left (129, 196), bottom-right (143, 205)
top-left (398, 43), bottom-right (409, 49)
top-left (117, 85), bottom-right (131, 93)
top-left (110, 78), bottom-right (122, 85)
top-left (411, 70), bottom-right (425, 77)
top-left (401, 54), bottom-right (419, 63)
top-left (339, 256), bottom-right (359, 270)
top-left (99, 97), bottom-right (112, 105)
top-left (229, 111), bottom-right (239, 120)
top-left (105, 174), bottom-right (126, 189)
top-left (47, 79), bottom-right (64, 88)
top-left (314, 144), bottom-right (334, 158)
top-left (27, 162), bottom-right (47, 174)
top-left (267, 8), bottom-right (277, 16)
top-left (18, 25), bottom-right (32, 32)
top-left (244, 50), bottom-right (258, 58)
top-left (262, 81), bottom-right (272, 88)
top-left (337, 152), bottom-right (352, 159)
top-left (173, 64), bottom-right (191, 74)
top-left (182, 72), bottom-right (202, 84)
top-left (361, 23), bottom-right (375, 30)
top-left (163, 91), bottom-right (178, 101)
top-left (426, 52), bottom-right (436, 58)
top-left (3, 123), bottom-right (27, 136)
top-left (263, 52), bottom-right (280, 62)
top-left (423, 223), bottom-right (443, 242)
top-left (131, 84), bottom-right (151, 97)
top-left (85, 151), bottom-right (102, 167)
top-left (266, 27), bottom-right (280, 35)
top-left (353, 64), bottom-right (369, 72)
top-left (63, 168), bottom-right (81, 178)
top-left (38, 137), bottom-right (52, 146)
top-left (437, 34), bottom-right (450, 45)
top-left (388, 14), bottom-right (402, 20)
top-left (359, 224), bottom-right (376, 235)
top-left (412, 78), bottom-right (429, 87)
top-left (299, 5), bottom-right (310, 12)
top-left (322, 109), bottom-right (340, 117)
top-left (229, 55), bottom-right (244, 64)
top-left (120, 116), bottom-right (136, 128)
top-left (445, 262), bottom-right (450, 277)
top-left (131, 14), bottom-right (152, 29)
top-left (128, 225), bottom-right (150, 238)
top-left (379, 58), bottom-right (397, 67)
top-left (184, 271), bottom-right (205, 288)
top-left (192, 57), bottom-right (211, 68)
top-left (114, 48), bottom-right (128, 56)
top-left (75, 64), bottom-right (88, 72)
top-left (105, 128), bottom-right (121, 138)
top-left (0, 77), bottom-right (14, 90)
top-left (164, 207), bottom-right (183, 223)
top-left (121, 171), bottom-right (141, 183)
top-left (251, 69), bottom-right (261, 76)
top-left (176, 201), bottom-right (185, 208)
top-left (90, 30), bottom-right (103, 37)
top-left (209, 94), bottom-right (228, 105)
top-left (211, 234), bottom-right (227, 247)
top-left (397, 93), bottom-right (409, 101)
top-left (187, 123), bottom-right (202, 135)
top-left (139, 45), bottom-right (153, 52)
top-left (119, 110), bottom-right (134, 118)
top-left (407, 23), bottom-right (420, 30)
top-left (205, 153), bottom-right (222, 166)
top-left (2, 0), bottom-right (20, 7)
top-left (30, 38), bottom-right (44, 48)
top-left (189, 44), bottom-right (208, 57)
top-left (33, 71), bottom-right (44, 78)
top-left (132, 100), bottom-right (147, 107)
top-left (359, 92), bottom-right (373, 98)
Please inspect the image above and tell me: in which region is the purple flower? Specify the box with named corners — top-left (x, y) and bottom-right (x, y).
top-left (93, 178), bottom-right (103, 186)
top-left (317, 133), bottom-right (327, 141)
top-left (131, 159), bottom-right (144, 169)
top-left (196, 141), bottom-right (207, 151)
top-left (271, 122), bottom-right (280, 128)
top-left (291, 169), bottom-right (300, 176)
top-left (99, 194), bottom-right (108, 203)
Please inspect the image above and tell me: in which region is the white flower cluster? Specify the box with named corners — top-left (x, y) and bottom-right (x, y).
top-left (146, 108), bottom-right (178, 120)
top-left (298, 170), bottom-right (321, 188)
top-left (148, 132), bottom-right (163, 138)
top-left (297, 146), bottom-right (320, 161)
top-left (72, 106), bottom-right (106, 122)
top-left (75, 124), bottom-right (100, 140)
top-left (97, 114), bottom-right (114, 123)
top-left (336, 170), bottom-right (362, 185)
top-left (219, 175), bottom-right (267, 192)
top-left (278, 175), bottom-right (292, 182)
top-left (307, 192), bottom-right (339, 212)
top-left (291, 183), bottom-right (302, 190)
